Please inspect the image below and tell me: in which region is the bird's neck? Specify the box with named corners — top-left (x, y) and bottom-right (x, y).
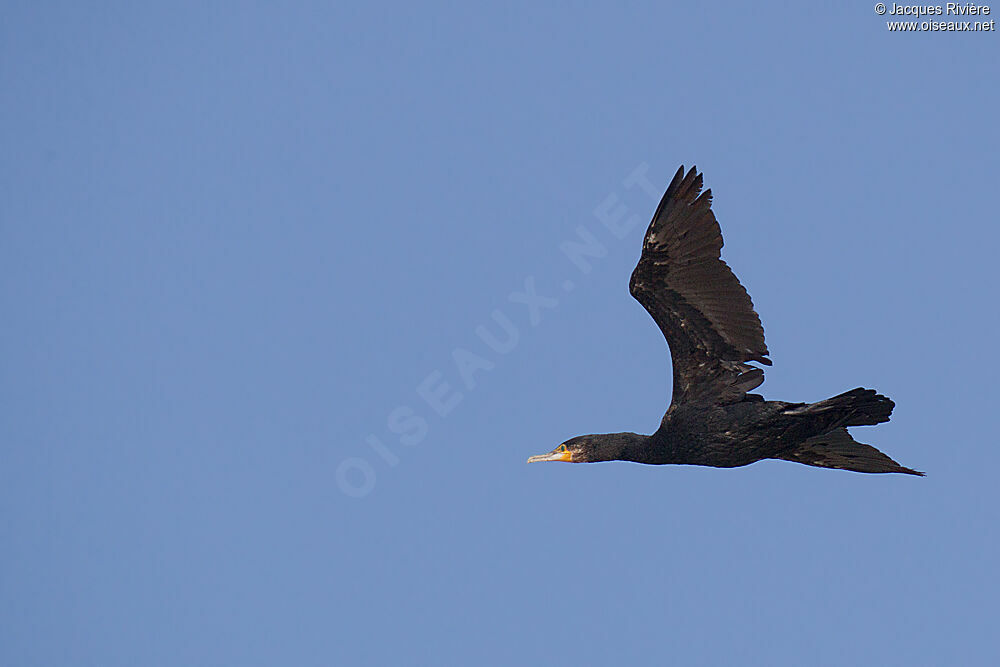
top-left (600, 432), bottom-right (654, 463)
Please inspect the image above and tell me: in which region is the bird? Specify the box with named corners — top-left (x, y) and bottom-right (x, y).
top-left (528, 165), bottom-right (922, 476)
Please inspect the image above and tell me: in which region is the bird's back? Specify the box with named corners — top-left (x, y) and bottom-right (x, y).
top-left (649, 400), bottom-right (793, 467)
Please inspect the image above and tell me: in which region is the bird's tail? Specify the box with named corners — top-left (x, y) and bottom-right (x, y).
top-left (783, 388), bottom-right (894, 427)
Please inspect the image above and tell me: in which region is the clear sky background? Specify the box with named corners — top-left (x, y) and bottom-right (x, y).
top-left (3, 3), bottom-right (999, 666)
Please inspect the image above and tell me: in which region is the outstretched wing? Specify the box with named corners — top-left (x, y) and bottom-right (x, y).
top-left (629, 165), bottom-right (770, 407)
top-left (778, 428), bottom-right (924, 475)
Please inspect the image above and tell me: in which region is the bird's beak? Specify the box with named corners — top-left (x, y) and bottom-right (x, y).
top-left (527, 449), bottom-right (573, 463)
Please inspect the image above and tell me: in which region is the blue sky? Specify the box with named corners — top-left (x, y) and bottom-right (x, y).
top-left (3, 3), bottom-right (998, 665)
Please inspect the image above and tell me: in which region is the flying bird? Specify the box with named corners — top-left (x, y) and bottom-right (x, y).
top-left (528, 166), bottom-right (922, 475)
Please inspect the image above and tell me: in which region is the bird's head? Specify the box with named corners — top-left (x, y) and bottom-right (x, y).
top-left (527, 433), bottom-right (644, 464)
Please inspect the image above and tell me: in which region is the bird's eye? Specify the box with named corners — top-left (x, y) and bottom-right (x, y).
top-left (557, 444), bottom-right (567, 452)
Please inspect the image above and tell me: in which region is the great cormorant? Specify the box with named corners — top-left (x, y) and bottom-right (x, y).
top-left (528, 166), bottom-right (922, 476)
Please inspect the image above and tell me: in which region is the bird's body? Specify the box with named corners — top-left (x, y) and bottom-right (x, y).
top-left (529, 166), bottom-right (922, 476)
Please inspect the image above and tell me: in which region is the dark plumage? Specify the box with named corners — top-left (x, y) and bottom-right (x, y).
top-left (528, 166), bottom-right (922, 476)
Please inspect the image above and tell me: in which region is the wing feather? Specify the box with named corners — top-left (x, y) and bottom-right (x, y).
top-left (629, 165), bottom-right (770, 406)
top-left (778, 428), bottom-right (924, 475)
